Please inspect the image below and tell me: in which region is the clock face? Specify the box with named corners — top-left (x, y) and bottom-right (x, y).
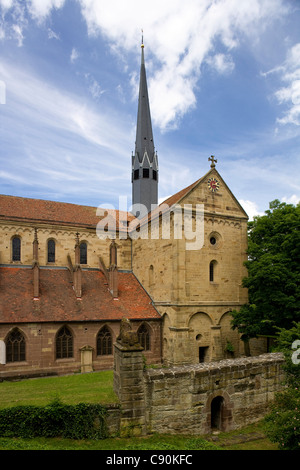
top-left (207, 177), bottom-right (220, 192)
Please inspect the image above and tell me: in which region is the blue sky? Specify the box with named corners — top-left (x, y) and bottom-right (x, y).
top-left (0, 0), bottom-right (300, 219)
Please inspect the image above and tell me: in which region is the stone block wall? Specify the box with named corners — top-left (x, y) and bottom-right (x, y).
top-left (143, 353), bottom-right (285, 435)
top-left (114, 343), bottom-right (285, 437)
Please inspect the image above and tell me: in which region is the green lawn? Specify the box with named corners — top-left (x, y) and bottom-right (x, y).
top-left (0, 372), bottom-right (279, 450)
top-left (0, 370), bottom-right (117, 408)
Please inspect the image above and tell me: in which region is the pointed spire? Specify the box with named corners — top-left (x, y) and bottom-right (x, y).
top-left (135, 35), bottom-right (155, 163)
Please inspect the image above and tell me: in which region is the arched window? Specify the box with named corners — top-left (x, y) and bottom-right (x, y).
top-left (209, 260), bottom-right (217, 282)
top-left (80, 242), bottom-right (87, 264)
top-left (97, 326), bottom-right (112, 356)
top-left (5, 328), bottom-right (26, 362)
top-left (138, 323), bottom-right (150, 351)
top-left (12, 236), bottom-right (21, 262)
top-left (47, 239), bottom-right (55, 263)
top-left (56, 326), bottom-right (73, 359)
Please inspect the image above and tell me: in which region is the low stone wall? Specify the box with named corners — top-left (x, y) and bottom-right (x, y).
top-left (143, 353), bottom-right (285, 435)
top-left (113, 342), bottom-right (285, 436)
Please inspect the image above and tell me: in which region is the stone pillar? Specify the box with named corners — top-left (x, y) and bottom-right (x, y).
top-left (210, 326), bottom-right (223, 361)
top-left (113, 323), bottom-right (146, 436)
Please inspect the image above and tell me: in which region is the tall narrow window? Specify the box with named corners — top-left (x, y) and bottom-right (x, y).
top-left (138, 323), bottom-right (150, 351)
top-left (56, 326), bottom-right (73, 359)
top-left (12, 236), bottom-right (21, 262)
top-left (97, 326), bottom-right (112, 356)
top-left (6, 328), bottom-right (26, 362)
top-left (80, 242), bottom-right (87, 264)
top-left (143, 168), bottom-right (149, 178)
top-left (47, 239), bottom-right (55, 263)
top-left (210, 260), bottom-right (218, 282)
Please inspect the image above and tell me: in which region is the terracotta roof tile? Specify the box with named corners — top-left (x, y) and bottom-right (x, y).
top-left (0, 195), bottom-right (135, 231)
top-left (0, 267), bottom-right (161, 323)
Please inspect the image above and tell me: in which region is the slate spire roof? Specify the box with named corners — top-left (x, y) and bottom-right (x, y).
top-left (135, 37), bottom-right (155, 163)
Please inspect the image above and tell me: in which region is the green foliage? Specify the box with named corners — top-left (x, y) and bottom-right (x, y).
top-left (263, 323), bottom-right (300, 450)
top-left (231, 200), bottom-right (300, 338)
top-left (0, 398), bottom-right (108, 440)
top-left (124, 437), bottom-right (222, 450)
top-left (264, 387), bottom-right (300, 450)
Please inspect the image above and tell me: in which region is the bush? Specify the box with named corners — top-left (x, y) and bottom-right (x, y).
top-left (0, 398), bottom-right (108, 440)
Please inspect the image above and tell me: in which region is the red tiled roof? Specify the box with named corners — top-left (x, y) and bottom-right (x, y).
top-left (0, 267), bottom-right (161, 323)
top-left (0, 195), bottom-right (135, 231)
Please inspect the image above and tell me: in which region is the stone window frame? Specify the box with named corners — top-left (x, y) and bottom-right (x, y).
top-left (79, 241), bottom-right (88, 265)
top-left (96, 325), bottom-right (113, 356)
top-left (137, 322), bottom-right (151, 351)
top-left (47, 238), bottom-right (56, 264)
top-left (55, 325), bottom-right (74, 360)
top-left (5, 327), bottom-right (26, 363)
top-left (11, 235), bottom-right (21, 263)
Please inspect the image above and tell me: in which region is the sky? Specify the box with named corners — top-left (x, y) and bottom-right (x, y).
top-left (0, 0), bottom-right (300, 220)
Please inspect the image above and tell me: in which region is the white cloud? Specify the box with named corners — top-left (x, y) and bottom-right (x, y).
top-left (27, 0), bottom-right (65, 21)
top-left (272, 43), bottom-right (300, 126)
top-left (48, 28), bottom-right (60, 40)
top-left (238, 199), bottom-right (264, 220)
top-left (76, 0), bottom-right (287, 131)
top-left (1, 0), bottom-right (289, 131)
top-left (206, 53), bottom-right (235, 75)
top-left (70, 47), bottom-right (79, 63)
top-left (281, 194), bottom-right (299, 205)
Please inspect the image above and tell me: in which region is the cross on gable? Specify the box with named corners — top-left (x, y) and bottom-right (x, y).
top-left (209, 155), bottom-right (217, 168)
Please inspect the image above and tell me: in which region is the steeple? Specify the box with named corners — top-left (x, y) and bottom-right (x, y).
top-left (132, 35), bottom-right (158, 218)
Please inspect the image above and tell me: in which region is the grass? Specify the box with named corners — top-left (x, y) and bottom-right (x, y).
top-left (0, 371), bottom-right (279, 450)
top-left (0, 370), bottom-right (117, 408)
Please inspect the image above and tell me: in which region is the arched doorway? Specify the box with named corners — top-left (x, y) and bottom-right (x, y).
top-left (211, 396), bottom-right (224, 430)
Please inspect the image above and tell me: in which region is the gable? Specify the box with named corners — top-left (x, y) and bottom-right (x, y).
top-left (167, 169), bottom-right (248, 220)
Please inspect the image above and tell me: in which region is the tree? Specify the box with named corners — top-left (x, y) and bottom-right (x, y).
top-left (231, 199), bottom-right (300, 341)
top-left (263, 323), bottom-right (300, 450)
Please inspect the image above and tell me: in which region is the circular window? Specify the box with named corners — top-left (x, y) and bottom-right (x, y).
top-left (210, 236), bottom-right (216, 245)
top-left (208, 232), bottom-right (222, 248)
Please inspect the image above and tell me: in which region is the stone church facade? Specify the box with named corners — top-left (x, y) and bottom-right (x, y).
top-left (0, 41), bottom-right (264, 380)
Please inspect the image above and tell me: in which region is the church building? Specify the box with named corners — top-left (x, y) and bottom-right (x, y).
top-left (0, 40), bottom-right (257, 380)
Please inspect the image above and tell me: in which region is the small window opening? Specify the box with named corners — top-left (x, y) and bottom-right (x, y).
top-left (134, 169), bottom-right (139, 180)
top-left (143, 168), bottom-right (149, 178)
top-left (12, 236), bottom-right (21, 262)
top-left (199, 346), bottom-right (208, 363)
top-left (80, 242), bottom-right (87, 264)
top-left (47, 240), bottom-right (55, 263)
top-left (153, 170), bottom-right (157, 181)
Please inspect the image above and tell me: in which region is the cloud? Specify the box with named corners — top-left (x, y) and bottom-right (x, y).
top-left (238, 200), bottom-right (264, 220)
top-left (70, 47), bottom-right (79, 63)
top-left (76, 0), bottom-right (287, 131)
top-left (272, 43), bottom-right (300, 126)
top-left (1, 0), bottom-right (289, 131)
top-left (281, 194), bottom-right (299, 205)
top-left (27, 0), bottom-right (65, 21)
top-left (48, 28), bottom-right (60, 40)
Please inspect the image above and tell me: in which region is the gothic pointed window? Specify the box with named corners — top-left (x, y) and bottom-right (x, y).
top-left (80, 242), bottom-right (87, 264)
top-left (56, 326), bottom-right (73, 359)
top-left (12, 236), bottom-right (21, 262)
top-left (97, 326), bottom-right (112, 356)
top-left (6, 328), bottom-right (26, 362)
top-left (138, 323), bottom-right (150, 351)
top-left (47, 239), bottom-right (55, 263)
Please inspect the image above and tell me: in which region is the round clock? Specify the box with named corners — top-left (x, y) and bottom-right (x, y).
top-left (207, 177), bottom-right (220, 192)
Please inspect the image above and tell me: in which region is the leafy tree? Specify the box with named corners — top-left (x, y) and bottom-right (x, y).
top-left (231, 200), bottom-right (300, 341)
top-left (264, 323), bottom-right (300, 450)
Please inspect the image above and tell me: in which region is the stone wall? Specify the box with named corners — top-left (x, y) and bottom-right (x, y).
top-left (113, 342), bottom-right (285, 436)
